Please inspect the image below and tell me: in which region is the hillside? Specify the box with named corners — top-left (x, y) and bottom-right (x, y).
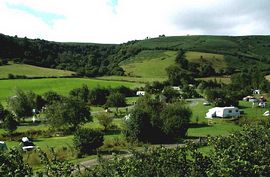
top-left (1, 34), bottom-right (270, 80)
top-left (120, 50), bottom-right (176, 80)
top-left (0, 62), bottom-right (75, 78)
top-left (118, 35), bottom-right (270, 80)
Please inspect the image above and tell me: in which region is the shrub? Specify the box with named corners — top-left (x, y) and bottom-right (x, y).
top-left (73, 128), bottom-right (104, 155)
top-left (161, 102), bottom-right (191, 141)
top-left (96, 112), bottom-right (113, 131)
top-left (106, 92), bottom-right (126, 108)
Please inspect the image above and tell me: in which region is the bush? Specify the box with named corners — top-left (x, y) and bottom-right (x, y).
top-left (96, 112), bottom-right (113, 131)
top-left (73, 128), bottom-right (104, 155)
top-left (106, 92), bottom-right (126, 108)
top-left (161, 102), bottom-right (191, 140)
top-left (125, 96), bottom-right (191, 143)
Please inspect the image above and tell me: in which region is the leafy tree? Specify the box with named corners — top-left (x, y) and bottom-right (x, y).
top-left (45, 98), bottom-right (92, 131)
top-left (7, 89), bottom-right (36, 119)
top-left (35, 95), bottom-right (46, 112)
top-left (88, 87), bottom-right (110, 105)
top-left (166, 65), bottom-right (194, 86)
top-left (37, 148), bottom-right (76, 176)
top-left (175, 49), bottom-right (188, 69)
top-left (2, 110), bottom-right (18, 134)
top-left (162, 86), bottom-right (180, 102)
top-left (43, 91), bottom-right (62, 105)
top-left (161, 102), bottom-right (191, 140)
top-left (96, 113), bottom-right (113, 131)
top-left (73, 128), bottom-right (104, 155)
top-left (125, 108), bottom-right (153, 143)
top-left (106, 92), bottom-right (126, 108)
top-left (209, 125), bottom-right (270, 177)
top-left (200, 64), bottom-right (216, 76)
top-left (112, 86), bottom-right (134, 97)
top-left (84, 146), bottom-right (211, 177)
top-left (0, 148), bottom-right (33, 176)
top-left (69, 84), bottom-right (89, 103)
top-left (125, 96), bottom-right (191, 143)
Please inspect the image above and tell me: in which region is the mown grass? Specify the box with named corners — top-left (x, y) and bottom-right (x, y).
top-left (0, 78), bottom-right (143, 103)
top-left (120, 50), bottom-right (176, 80)
top-left (0, 63), bottom-right (75, 78)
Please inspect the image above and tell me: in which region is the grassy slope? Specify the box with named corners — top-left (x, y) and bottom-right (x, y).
top-left (0, 63), bottom-right (75, 78)
top-left (185, 51), bottom-right (226, 71)
top-left (134, 35), bottom-right (270, 57)
top-left (0, 78), bottom-right (142, 103)
top-left (120, 50), bottom-right (177, 80)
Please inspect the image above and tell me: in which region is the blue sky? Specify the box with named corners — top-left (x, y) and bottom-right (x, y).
top-left (0, 0), bottom-right (269, 43)
top-left (6, 3), bottom-right (65, 26)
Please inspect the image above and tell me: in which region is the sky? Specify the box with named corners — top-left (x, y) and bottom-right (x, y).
top-left (0, 0), bottom-right (269, 44)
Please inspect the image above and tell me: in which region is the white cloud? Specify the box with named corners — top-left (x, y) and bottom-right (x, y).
top-left (0, 0), bottom-right (269, 43)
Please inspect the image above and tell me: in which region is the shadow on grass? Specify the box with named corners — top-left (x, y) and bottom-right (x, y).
top-left (189, 123), bottom-right (209, 128)
top-left (104, 129), bottom-right (122, 135)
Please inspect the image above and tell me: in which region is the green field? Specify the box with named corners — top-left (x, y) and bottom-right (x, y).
top-left (0, 78), bottom-right (143, 103)
top-left (0, 63), bottom-right (75, 78)
top-left (186, 51), bottom-right (226, 71)
top-left (120, 50), bottom-right (176, 80)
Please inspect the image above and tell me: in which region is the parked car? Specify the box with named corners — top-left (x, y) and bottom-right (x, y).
top-left (20, 137), bottom-right (35, 151)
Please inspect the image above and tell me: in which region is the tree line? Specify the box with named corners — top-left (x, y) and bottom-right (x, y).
top-left (0, 34), bottom-right (143, 77)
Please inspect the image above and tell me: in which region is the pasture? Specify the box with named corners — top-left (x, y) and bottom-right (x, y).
top-left (0, 78), bottom-right (143, 103)
top-left (120, 50), bottom-right (176, 80)
top-left (185, 51), bottom-right (226, 71)
top-left (0, 63), bottom-right (75, 78)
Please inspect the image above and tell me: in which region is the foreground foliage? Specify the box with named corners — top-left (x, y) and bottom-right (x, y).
top-left (86, 124), bottom-right (270, 177)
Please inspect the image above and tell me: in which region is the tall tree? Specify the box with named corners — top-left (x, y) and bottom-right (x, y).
top-left (45, 98), bottom-right (92, 131)
top-left (7, 89), bottom-right (36, 119)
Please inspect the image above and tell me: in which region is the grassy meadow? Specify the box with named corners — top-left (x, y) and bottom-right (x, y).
top-left (120, 50), bottom-right (176, 80)
top-left (0, 78), bottom-right (143, 103)
top-left (185, 51), bottom-right (227, 71)
top-left (0, 63), bottom-right (75, 78)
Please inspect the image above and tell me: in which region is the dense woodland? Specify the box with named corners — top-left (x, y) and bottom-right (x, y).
top-left (0, 33), bottom-right (142, 77)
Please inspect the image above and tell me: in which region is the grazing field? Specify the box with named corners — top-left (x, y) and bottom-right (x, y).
top-left (120, 50), bottom-right (176, 80)
top-left (185, 51), bottom-right (226, 71)
top-left (0, 63), bottom-right (75, 78)
top-left (0, 78), bottom-right (143, 103)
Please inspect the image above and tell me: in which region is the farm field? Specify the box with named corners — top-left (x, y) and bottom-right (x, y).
top-left (0, 78), bottom-right (143, 103)
top-left (120, 50), bottom-right (176, 80)
top-left (0, 63), bottom-right (75, 78)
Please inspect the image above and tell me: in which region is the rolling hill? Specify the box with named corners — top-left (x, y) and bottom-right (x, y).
top-left (0, 62), bottom-right (75, 78)
top-left (117, 35), bottom-right (270, 81)
top-left (1, 34), bottom-right (270, 82)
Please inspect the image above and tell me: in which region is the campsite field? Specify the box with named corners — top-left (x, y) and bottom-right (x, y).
top-left (0, 78), bottom-right (143, 103)
top-left (0, 63), bottom-right (75, 78)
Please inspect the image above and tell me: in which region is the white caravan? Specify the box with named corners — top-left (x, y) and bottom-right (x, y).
top-left (206, 106), bottom-right (240, 118)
